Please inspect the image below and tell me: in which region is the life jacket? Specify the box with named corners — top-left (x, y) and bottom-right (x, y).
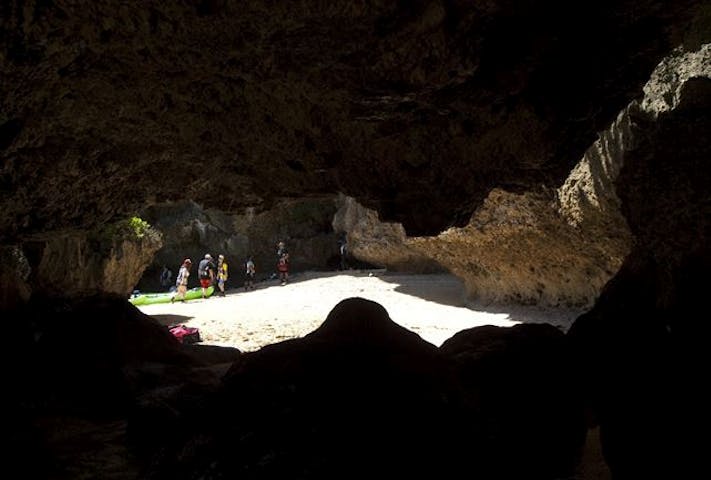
top-left (198, 259), bottom-right (212, 279)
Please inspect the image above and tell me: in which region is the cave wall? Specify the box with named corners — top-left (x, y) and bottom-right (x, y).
top-left (332, 194), bottom-right (444, 273)
top-left (337, 44), bottom-right (707, 310)
top-left (415, 190), bottom-right (627, 308)
top-left (1, 2), bottom-right (710, 478)
top-left (1, 0), bottom-right (703, 307)
top-left (29, 229), bottom-right (163, 297)
top-left (0, 220), bottom-right (162, 308)
top-left (336, 105), bottom-right (636, 308)
top-left (405, 84), bottom-right (642, 308)
top-left (0, 0), bottom-right (701, 241)
top-left (568, 44), bottom-right (711, 478)
top-left (0, 244), bottom-right (31, 309)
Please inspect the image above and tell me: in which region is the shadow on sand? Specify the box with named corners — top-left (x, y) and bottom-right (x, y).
top-left (375, 272), bottom-right (469, 307)
top-left (149, 314), bottom-right (194, 326)
top-left (376, 271), bottom-right (588, 330)
top-left (465, 300), bottom-right (589, 331)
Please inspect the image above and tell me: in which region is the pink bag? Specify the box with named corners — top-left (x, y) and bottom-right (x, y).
top-left (168, 324), bottom-right (201, 344)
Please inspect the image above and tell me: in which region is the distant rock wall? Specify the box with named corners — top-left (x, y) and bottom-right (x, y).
top-left (137, 197), bottom-right (341, 291)
top-left (332, 195), bottom-right (444, 273)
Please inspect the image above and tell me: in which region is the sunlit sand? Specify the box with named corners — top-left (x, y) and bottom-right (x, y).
top-left (137, 270), bottom-right (584, 352)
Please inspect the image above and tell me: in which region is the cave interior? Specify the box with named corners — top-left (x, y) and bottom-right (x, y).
top-left (1, 1), bottom-right (709, 478)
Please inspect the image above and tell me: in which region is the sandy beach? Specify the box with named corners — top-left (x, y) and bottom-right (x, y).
top-left (137, 270), bottom-right (586, 352)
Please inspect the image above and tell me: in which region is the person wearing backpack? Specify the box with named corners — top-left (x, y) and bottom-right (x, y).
top-left (276, 241), bottom-right (289, 286)
top-left (244, 256), bottom-right (256, 291)
top-left (216, 254), bottom-right (228, 296)
top-left (171, 259), bottom-right (192, 303)
top-left (197, 253), bottom-right (216, 299)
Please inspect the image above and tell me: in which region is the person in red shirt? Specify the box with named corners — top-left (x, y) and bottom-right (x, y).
top-left (276, 241), bottom-right (289, 285)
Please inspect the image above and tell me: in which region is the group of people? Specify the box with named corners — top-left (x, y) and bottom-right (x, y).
top-left (170, 253), bottom-right (229, 302)
top-left (165, 241), bottom-right (289, 302)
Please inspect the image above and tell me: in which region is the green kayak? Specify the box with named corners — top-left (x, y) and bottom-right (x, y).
top-left (129, 286), bottom-right (214, 306)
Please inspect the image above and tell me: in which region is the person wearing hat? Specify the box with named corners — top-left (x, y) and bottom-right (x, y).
top-left (216, 254), bottom-right (228, 296)
top-left (276, 241), bottom-right (289, 285)
top-left (171, 258), bottom-right (192, 303)
top-left (197, 253), bottom-right (216, 299)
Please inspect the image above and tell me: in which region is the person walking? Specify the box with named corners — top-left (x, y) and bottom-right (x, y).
top-left (171, 258), bottom-right (191, 303)
top-left (197, 253), bottom-right (216, 299)
top-left (276, 241), bottom-right (289, 285)
top-left (244, 256), bottom-right (256, 291)
top-left (216, 254), bottom-right (228, 297)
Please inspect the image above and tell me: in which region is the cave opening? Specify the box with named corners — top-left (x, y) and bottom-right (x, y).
top-left (2, 2), bottom-right (708, 478)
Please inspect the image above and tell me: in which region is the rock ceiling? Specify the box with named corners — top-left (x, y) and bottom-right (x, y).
top-left (0, 0), bottom-right (701, 240)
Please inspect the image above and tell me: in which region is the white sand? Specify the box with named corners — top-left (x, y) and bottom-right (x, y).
top-left (137, 270), bottom-right (585, 352)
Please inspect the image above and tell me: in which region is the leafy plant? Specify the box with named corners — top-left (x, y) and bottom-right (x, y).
top-left (94, 216), bottom-right (158, 245)
top-left (126, 216), bottom-right (151, 238)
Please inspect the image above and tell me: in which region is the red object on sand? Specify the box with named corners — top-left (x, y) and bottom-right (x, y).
top-left (168, 324), bottom-right (201, 344)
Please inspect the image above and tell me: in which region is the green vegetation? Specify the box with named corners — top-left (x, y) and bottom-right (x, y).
top-left (104, 216), bottom-right (153, 240)
top-left (90, 216), bottom-right (159, 251)
top-left (126, 216), bottom-right (152, 238)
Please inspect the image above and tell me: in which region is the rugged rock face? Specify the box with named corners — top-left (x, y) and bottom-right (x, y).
top-left (0, 244), bottom-right (31, 309)
top-left (405, 94), bottom-right (641, 308)
top-left (137, 197), bottom-right (340, 291)
top-left (568, 44), bottom-right (711, 478)
top-left (0, 0), bottom-right (700, 240)
top-left (30, 228), bottom-right (163, 297)
top-left (410, 188), bottom-right (628, 307)
top-left (332, 194), bottom-right (444, 272)
top-left (0, 219), bottom-right (162, 307)
top-left (337, 185), bottom-right (629, 307)
top-left (337, 105), bottom-right (636, 307)
top-left (336, 45), bottom-right (707, 309)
